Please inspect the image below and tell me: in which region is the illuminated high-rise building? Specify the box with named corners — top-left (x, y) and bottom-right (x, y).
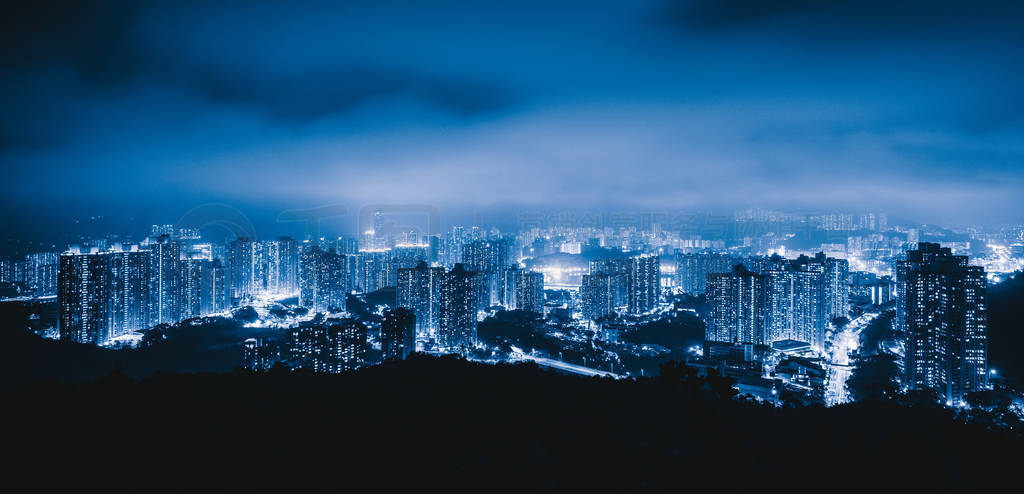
top-left (108, 245), bottom-right (151, 338)
top-left (371, 211), bottom-right (392, 249)
top-left (287, 319), bottom-right (366, 373)
top-left (0, 258), bottom-right (13, 284)
top-left (266, 240), bottom-right (282, 293)
top-left (181, 257), bottom-right (206, 319)
top-left (438, 263), bottom-right (478, 348)
top-left (589, 258), bottom-right (629, 276)
top-left (358, 250), bottom-right (393, 293)
top-left (794, 252), bottom-right (849, 322)
top-left (342, 253), bottom-right (361, 294)
top-left (499, 267), bottom-right (517, 309)
top-left (326, 318), bottom-right (368, 372)
top-left (391, 245), bottom-right (429, 273)
top-left (502, 268), bottom-right (544, 313)
top-left (764, 265), bottom-right (797, 344)
top-left (441, 226), bottom-right (466, 268)
top-left (151, 224), bottom-right (175, 237)
top-left (148, 235), bottom-right (181, 326)
top-left (229, 237), bottom-right (256, 300)
top-left (242, 337), bottom-right (278, 371)
top-left (58, 247), bottom-right (112, 344)
top-left (229, 237), bottom-right (294, 299)
top-left (277, 237), bottom-right (300, 294)
top-left (705, 264), bottom-right (767, 346)
top-left (897, 242), bottom-right (988, 405)
top-left (709, 253), bottom-right (843, 351)
top-left (336, 236), bottom-right (360, 255)
top-left (823, 256), bottom-right (850, 321)
top-left (868, 279), bottom-right (895, 306)
top-left (580, 272), bottom-right (623, 320)
top-left (27, 252), bottom-right (59, 296)
top-left (381, 308), bottom-right (416, 360)
top-left (858, 213), bottom-right (876, 231)
top-left (287, 322), bottom-right (330, 372)
top-left (587, 258), bottom-right (629, 312)
top-left (425, 235), bottom-right (441, 264)
top-left (298, 246), bottom-right (347, 314)
top-left (627, 255), bottom-right (660, 314)
top-left (396, 261), bottom-right (443, 338)
top-left (792, 266), bottom-right (826, 350)
top-left (820, 213), bottom-right (855, 231)
top-left (518, 270), bottom-right (544, 313)
top-left (200, 259), bottom-right (229, 315)
top-left (252, 240), bottom-right (280, 294)
top-left (797, 254), bottom-right (847, 347)
top-left (462, 238), bottom-right (512, 307)
top-left (675, 252), bottom-right (733, 296)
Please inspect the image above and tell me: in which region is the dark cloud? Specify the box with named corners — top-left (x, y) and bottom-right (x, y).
top-left (0, 0), bottom-right (1022, 230)
top-left (664, 0), bottom-right (1024, 37)
top-left (0, 0), bottom-right (516, 150)
top-left (0, 1), bottom-right (145, 81)
top-left (182, 65), bottom-right (515, 122)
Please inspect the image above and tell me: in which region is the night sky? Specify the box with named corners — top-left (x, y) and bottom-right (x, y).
top-left (2, 0), bottom-right (1023, 239)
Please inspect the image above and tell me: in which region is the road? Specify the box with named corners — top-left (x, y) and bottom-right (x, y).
top-left (824, 312), bottom-right (878, 406)
top-left (509, 346), bottom-right (623, 379)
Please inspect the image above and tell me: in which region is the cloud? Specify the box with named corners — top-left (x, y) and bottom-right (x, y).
top-left (661, 0), bottom-right (1024, 37)
top-left (0, 0), bottom-right (1022, 231)
top-left (0, 0), bottom-right (518, 151)
top-left (180, 65), bottom-right (516, 122)
top-left (0, 1), bottom-right (146, 81)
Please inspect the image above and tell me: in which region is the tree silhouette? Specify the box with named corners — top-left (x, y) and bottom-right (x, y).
top-left (847, 353), bottom-right (900, 401)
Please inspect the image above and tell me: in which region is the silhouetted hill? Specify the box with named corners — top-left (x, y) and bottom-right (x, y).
top-left (989, 271), bottom-right (1024, 387)
top-left (366, 286), bottom-right (397, 307)
top-left (621, 311), bottom-right (704, 349)
top-left (0, 315), bottom-right (272, 389)
top-left (4, 355), bottom-right (1020, 491)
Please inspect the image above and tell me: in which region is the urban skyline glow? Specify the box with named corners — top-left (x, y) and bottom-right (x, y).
top-left (3, 2), bottom-right (1024, 488)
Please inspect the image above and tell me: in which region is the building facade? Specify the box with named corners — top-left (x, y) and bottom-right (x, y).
top-left (438, 264), bottom-right (478, 348)
top-left (396, 261), bottom-right (443, 338)
top-left (897, 243), bottom-right (988, 404)
top-left (705, 264), bottom-right (767, 346)
top-left (381, 308), bottom-right (416, 360)
top-left (58, 247), bottom-right (112, 344)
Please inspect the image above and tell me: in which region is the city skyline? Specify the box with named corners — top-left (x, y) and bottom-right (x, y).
top-left (30, 215), bottom-right (1011, 408)
top-left (3, 2), bottom-right (1024, 488)
top-left (0, 205), bottom-right (1010, 257)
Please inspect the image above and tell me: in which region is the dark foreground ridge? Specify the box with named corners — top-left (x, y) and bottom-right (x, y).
top-left (5, 355), bottom-right (1021, 491)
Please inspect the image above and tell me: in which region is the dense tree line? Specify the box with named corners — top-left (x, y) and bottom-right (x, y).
top-left (4, 354), bottom-right (1020, 491)
top-left (988, 271), bottom-right (1024, 388)
top-left (847, 353), bottom-right (901, 402)
top-left (620, 311), bottom-right (704, 349)
top-left (0, 315), bottom-right (274, 389)
top-left (858, 310), bottom-right (897, 356)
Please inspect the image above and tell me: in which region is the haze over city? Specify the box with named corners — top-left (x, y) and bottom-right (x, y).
top-left (3, 1), bottom-right (1024, 491)
top-left (3, 0), bottom-right (1023, 241)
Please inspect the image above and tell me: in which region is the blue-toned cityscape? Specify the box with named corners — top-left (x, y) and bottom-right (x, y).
top-left (4, 0), bottom-right (1024, 490)
top-left (4, 210), bottom-right (1022, 410)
